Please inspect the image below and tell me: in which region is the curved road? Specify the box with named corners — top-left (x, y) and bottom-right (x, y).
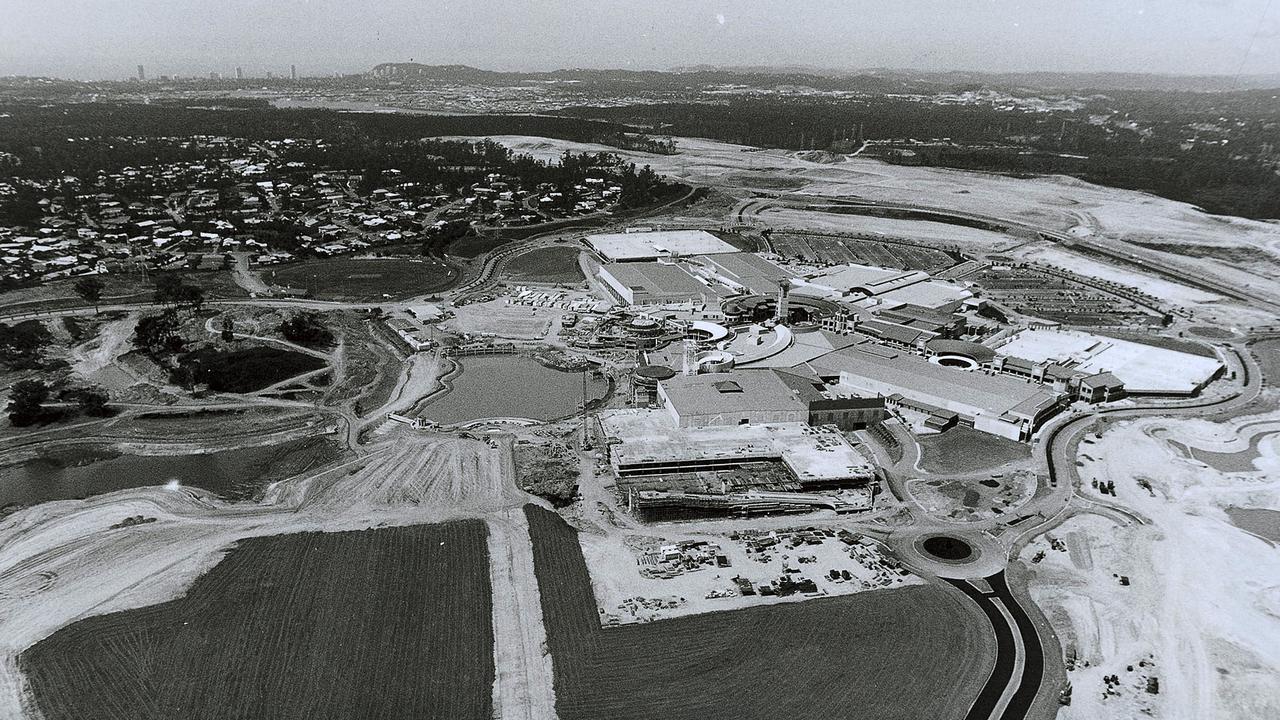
top-left (947, 571), bottom-right (1044, 720)
top-left (884, 340), bottom-right (1263, 720)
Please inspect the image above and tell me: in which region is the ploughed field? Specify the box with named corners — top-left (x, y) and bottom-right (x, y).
top-left (20, 522), bottom-right (494, 720)
top-left (525, 505), bottom-right (994, 720)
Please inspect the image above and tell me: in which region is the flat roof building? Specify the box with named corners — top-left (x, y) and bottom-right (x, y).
top-left (994, 329), bottom-right (1223, 396)
top-left (660, 369), bottom-right (813, 427)
top-left (659, 368), bottom-right (885, 431)
top-left (599, 262), bottom-right (724, 306)
top-left (797, 262), bottom-right (972, 310)
top-left (817, 341), bottom-right (1062, 441)
top-left (601, 409), bottom-right (877, 484)
top-left (688, 252), bottom-right (791, 295)
top-left (586, 229), bottom-right (738, 262)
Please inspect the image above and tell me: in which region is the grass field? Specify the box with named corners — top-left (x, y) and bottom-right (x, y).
top-left (918, 425), bottom-right (1032, 475)
top-left (21, 522), bottom-right (495, 720)
top-left (503, 245), bottom-right (584, 283)
top-left (267, 258), bottom-right (458, 300)
top-left (525, 505), bottom-right (992, 720)
top-left (449, 234), bottom-right (513, 258)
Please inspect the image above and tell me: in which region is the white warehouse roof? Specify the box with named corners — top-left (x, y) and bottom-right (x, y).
top-left (585, 230), bottom-right (738, 262)
top-left (995, 329), bottom-right (1223, 395)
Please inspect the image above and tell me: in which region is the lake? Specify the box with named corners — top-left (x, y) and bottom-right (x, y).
top-left (418, 354), bottom-right (608, 426)
top-left (0, 437), bottom-right (345, 511)
top-left (1226, 507), bottom-right (1280, 543)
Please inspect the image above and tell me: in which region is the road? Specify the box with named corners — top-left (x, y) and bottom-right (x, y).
top-left (947, 574), bottom-right (1021, 720)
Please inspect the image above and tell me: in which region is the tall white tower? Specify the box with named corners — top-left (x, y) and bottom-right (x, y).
top-left (775, 279), bottom-right (791, 323)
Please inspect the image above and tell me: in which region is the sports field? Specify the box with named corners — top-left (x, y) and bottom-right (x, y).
top-left (268, 258), bottom-right (458, 300)
top-left (525, 505), bottom-right (993, 720)
top-left (503, 245), bottom-right (584, 283)
top-left (20, 522), bottom-right (494, 720)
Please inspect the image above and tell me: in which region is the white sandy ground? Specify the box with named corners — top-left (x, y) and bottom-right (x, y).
top-left (446, 298), bottom-right (555, 339)
top-left (480, 135), bottom-right (1280, 321)
top-left (1010, 244), bottom-right (1226, 308)
top-left (0, 433), bottom-right (557, 720)
top-left (1021, 410), bottom-right (1280, 720)
top-left (485, 135), bottom-right (1280, 253)
top-left (66, 312), bottom-right (148, 392)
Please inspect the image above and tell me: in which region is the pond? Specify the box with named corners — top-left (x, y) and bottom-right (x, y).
top-left (418, 354), bottom-right (609, 426)
top-left (1171, 430), bottom-right (1274, 473)
top-left (0, 437), bottom-right (346, 511)
top-left (1226, 507), bottom-right (1280, 543)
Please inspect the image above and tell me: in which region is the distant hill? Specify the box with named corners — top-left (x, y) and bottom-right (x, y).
top-left (366, 63), bottom-right (922, 93)
top-left (368, 63), bottom-right (1280, 94)
top-left (678, 65), bottom-right (1280, 93)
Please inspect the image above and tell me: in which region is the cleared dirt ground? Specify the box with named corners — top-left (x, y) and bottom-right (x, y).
top-left (1023, 413), bottom-right (1280, 720)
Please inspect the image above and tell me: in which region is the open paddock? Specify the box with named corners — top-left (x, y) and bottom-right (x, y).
top-left (447, 298), bottom-right (556, 339)
top-left (20, 521), bottom-right (495, 720)
top-left (268, 258), bottom-right (457, 300)
top-left (503, 245), bottom-right (585, 284)
top-left (526, 505), bottom-right (993, 720)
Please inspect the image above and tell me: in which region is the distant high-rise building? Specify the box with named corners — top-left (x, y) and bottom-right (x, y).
top-left (290, 64), bottom-right (297, 80)
top-left (235, 66), bottom-right (243, 80)
top-left (137, 65), bottom-right (145, 81)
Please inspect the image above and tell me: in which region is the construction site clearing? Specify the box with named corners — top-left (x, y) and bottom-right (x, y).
top-left (598, 411), bottom-right (879, 519)
top-left (907, 468), bottom-right (1041, 522)
top-left (578, 524), bottom-right (918, 624)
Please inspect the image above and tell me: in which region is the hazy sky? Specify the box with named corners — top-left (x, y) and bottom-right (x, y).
top-left (2, 0), bottom-right (1277, 79)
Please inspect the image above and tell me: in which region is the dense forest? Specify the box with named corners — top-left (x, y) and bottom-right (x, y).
top-left (281, 137), bottom-right (680, 210)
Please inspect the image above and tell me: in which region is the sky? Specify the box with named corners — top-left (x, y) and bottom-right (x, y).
top-left (1, 0), bottom-right (1278, 80)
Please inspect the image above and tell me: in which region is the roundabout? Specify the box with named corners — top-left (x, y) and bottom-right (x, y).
top-left (921, 535), bottom-right (974, 561)
top-left (889, 530), bottom-right (1008, 580)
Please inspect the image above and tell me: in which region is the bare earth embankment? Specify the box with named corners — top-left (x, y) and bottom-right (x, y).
top-left (0, 432), bottom-right (553, 720)
top-left (1022, 412), bottom-right (1280, 720)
